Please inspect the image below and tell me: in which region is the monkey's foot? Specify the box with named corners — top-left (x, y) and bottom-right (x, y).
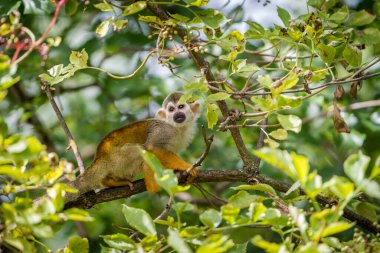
top-left (185, 166), bottom-right (198, 184)
top-left (101, 177), bottom-right (135, 190)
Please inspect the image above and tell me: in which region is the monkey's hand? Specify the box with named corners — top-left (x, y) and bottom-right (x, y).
top-left (184, 165), bottom-right (198, 184)
top-left (186, 165), bottom-right (198, 177)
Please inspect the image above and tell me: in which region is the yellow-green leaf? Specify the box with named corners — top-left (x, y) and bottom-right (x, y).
top-left (269, 129), bottom-right (288, 140)
top-left (96, 19), bottom-right (111, 37)
top-left (207, 92), bottom-right (230, 101)
top-left (122, 204), bottom-right (157, 236)
top-left (317, 43), bottom-right (336, 65)
top-left (277, 114), bottom-right (302, 133)
top-left (122, 1), bottom-right (147, 16)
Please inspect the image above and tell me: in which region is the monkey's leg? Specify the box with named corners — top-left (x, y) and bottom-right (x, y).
top-left (101, 176), bottom-right (135, 190)
top-left (148, 148), bottom-right (197, 176)
top-left (143, 164), bottom-right (161, 192)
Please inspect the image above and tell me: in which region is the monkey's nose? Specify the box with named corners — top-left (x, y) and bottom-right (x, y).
top-left (174, 112), bottom-right (186, 123)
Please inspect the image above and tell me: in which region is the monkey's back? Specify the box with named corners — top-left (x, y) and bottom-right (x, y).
top-left (95, 119), bottom-right (177, 156)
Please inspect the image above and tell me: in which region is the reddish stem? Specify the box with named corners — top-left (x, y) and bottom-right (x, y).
top-left (35, 0), bottom-right (68, 47)
top-left (11, 42), bottom-right (25, 63)
top-left (10, 0), bottom-right (68, 64)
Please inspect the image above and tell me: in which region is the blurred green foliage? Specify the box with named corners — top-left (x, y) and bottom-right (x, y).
top-left (1, 0), bottom-right (380, 252)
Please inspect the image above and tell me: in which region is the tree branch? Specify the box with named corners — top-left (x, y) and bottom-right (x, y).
top-left (146, 2), bottom-right (255, 170)
top-left (41, 81), bottom-right (85, 174)
top-left (63, 169), bottom-right (380, 234)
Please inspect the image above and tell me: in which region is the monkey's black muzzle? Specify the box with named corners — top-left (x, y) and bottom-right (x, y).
top-left (174, 112), bottom-right (186, 123)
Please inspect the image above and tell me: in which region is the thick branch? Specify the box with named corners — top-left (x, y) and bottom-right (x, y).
top-left (147, 3), bottom-right (254, 170)
top-left (63, 169), bottom-right (379, 234)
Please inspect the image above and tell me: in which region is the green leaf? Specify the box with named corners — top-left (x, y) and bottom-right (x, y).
top-left (206, 103), bottom-right (218, 129)
top-left (343, 45), bottom-right (362, 67)
top-left (254, 148), bottom-right (295, 179)
top-left (200, 209), bottom-right (222, 228)
top-left (362, 179), bottom-right (380, 199)
top-left (275, 95), bottom-right (302, 109)
top-left (101, 233), bottom-right (135, 251)
top-left (207, 92), bottom-right (230, 101)
top-left (343, 151), bottom-right (370, 183)
top-left (183, 0), bottom-right (209, 6)
top-left (245, 21), bottom-right (265, 40)
top-left (317, 43), bottom-right (336, 65)
top-left (122, 204), bottom-right (157, 236)
top-left (277, 6), bottom-right (291, 27)
top-left (291, 152), bottom-right (309, 184)
top-left (329, 6), bottom-right (349, 24)
top-left (0, 165), bottom-right (26, 180)
top-left (180, 226), bottom-right (203, 238)
top-left (94, 2), bottom-right (113, 12)
top-left (257, 74), bottom-right (273, 89)
top-left (229, 190), bottom-right (257, 208)
top-left (66, 236), bottom-right (89, 253)
top-left (289, 206), bottom-right (307, 233)
top-left (31, 224), bottom-right (53, 238)
top-left (22, 0), bottom-right (55, 15)
top-left (113, 19), bottom-right (128, 31)
top-left (172, 202), bottom-right (194, 213)
top-left (277, 114), bottom-right (302, 133)
top-left (251, 235), bottom-right (281, 252)
top-left (65, 0), bottom-right (78, 16)
top-left (219, 30), bottom-right (246, 54)
top-left (96, 19), bottom-right (111, 37)
top-left (328, 176), bottom-right (355, 199)
top-left (168, 228), bottom-right (193, 253)
top-left (371, 156), bottom-right (380, 178)
top-left (233, 184), bottom-right (277, 196)
top-left (248, 203), bottom-right (266, 222)
top-left (355, 202), bottom-right (378, 222)
top-left (194, 9), bottom-right (229, 29)
top-left (264, 138), bottom-right (280, 149)
top-left (69, 49), bottom-right (88, 68)
top-left (227, 243), bottom-right (248, 253)
top-left (321, 222), bottom-right (353, 238)
top-left (221, 205), bottom-right (240, 224)
top-left (271, 71), bottom-right (299, 95)
top-left (232, 59), bottom-right (260, 77)
top-left (122, 1), bottom-right (147, 16)
top-left (269, 129), bottom-right (288, 140)
top-left (251, 96), bottom-right (274, 111)
top-left (349, 10), bottom-right (375, 26)
top-left (170, 13), bottom-right (190, 22)
top-left (63, 208), bottom-right (94, 222)
top-left (138, 16), bottom-right (163, 25)
top-left (0, 75), bottom-right (20, 90)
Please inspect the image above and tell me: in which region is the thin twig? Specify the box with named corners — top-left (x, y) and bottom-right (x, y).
top-left (224, 123), bottom-right (280, 129)
top-left (252, 118), bottom-right (268, 170)
top-left (192, 126), bottom-right (214, 167)
top-left (41, 81), bottom-right (85, 174)
top-left (303, 100), bottom-right (380, 125)
top-left (154, 196), bottom-right (173, 221)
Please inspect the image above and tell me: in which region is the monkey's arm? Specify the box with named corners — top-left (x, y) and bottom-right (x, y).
top-left (147, 148), bottom-right (192, 170)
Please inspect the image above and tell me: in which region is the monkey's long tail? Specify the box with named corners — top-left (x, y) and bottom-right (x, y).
top-left (64, 162), bottom-right (103, 203)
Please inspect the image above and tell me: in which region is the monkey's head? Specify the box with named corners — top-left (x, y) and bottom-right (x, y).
top-left (156, 92), bottom-right (200, 127)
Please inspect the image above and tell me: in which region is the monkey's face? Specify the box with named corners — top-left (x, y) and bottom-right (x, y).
top-left (156, 101), bottom-right (200, 127)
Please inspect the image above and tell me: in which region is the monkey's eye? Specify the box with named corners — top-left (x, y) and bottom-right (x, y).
top-left (178, 104), bottom-right (184, 109)
top-left (168, 106), bottom-right (175, 112)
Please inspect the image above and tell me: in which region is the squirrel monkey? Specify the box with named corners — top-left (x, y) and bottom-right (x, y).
top-left (65, 92), bottom-right (200, 202)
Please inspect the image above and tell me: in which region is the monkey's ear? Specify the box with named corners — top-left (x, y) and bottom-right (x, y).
top-left (155, 108), bottom-right (166, 120)
top-left (190, 102), bottom-right (200, 114)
